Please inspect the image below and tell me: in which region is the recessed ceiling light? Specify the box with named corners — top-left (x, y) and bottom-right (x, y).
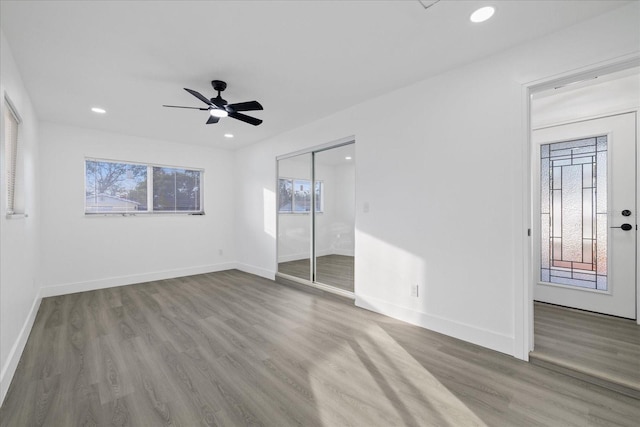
top-left (209, 108), bottom-right (228, 118)
top-left (345, 156), bottom-right (352, 160)
top-left (470, 6), bottom-right (495, 23)
top-left (91, 107), bottom-right (106, 114)
top-left (224, 133), bottom-right (234, 138)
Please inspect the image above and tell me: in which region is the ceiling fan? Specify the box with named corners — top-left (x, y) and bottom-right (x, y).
top-left (163, 80), bottom-right (263, 126)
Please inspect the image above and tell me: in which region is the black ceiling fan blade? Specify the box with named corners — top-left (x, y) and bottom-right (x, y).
top-left (206, 115), bottom-right (220, 125)
top-left (227, 100), bottom-right (263, 112)
top-left (163, 105), bottom-right (209, 110)
top-left (184, 88), bottom-right (213, 105)
top-left (229, 112), bottom-right (263, 126)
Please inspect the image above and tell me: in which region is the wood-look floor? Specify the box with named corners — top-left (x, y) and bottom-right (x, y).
top-left (2, 270), bottom-right (639, 426)
top-left (278, 254), bottom-right (354, 292)
top-left (531, 301), bottom-right (640, 398)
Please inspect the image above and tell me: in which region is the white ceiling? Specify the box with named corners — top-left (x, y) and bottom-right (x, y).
top-left (0, 0), bottom-right (631, 150)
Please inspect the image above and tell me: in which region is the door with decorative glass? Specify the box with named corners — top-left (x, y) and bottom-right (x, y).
top-left (533, 113), bottom-right (637, 319)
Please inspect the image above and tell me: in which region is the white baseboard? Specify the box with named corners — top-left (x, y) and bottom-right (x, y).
top-left (236, 263), bottom-right (276, 281)
top-left (330, 249), bottom-right (354, 257)
top-left (355, 294), bottom-right (515, 357)
top-left (1, 288), bottom-right (42, 406)
top-left (277, 252), bottom-right (308, 263)
top-left (278, 250), bottom-right (354, 263)
top-left (313, 249), bottom-right (355, 257)
top-left (39, 262), bottom-right (238, 298)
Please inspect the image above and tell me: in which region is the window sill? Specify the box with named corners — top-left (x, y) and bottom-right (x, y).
top-left (5, 213), bottom-right (28, 219)
top-left (84, 212), bottom-right (205, 217)
top-left (278, 212), bottom-right (324, 215)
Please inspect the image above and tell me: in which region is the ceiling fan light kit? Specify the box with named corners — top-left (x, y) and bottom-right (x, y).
top-left (163, 80), bottom-right (263, 126)
top-left (209, 109), bottom-right (228, 118)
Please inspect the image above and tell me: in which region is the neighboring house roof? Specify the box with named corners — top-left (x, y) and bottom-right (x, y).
top-left (86, 194), bottom-right (141, 206)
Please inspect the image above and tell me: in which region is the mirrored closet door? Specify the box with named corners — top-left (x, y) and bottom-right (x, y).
top-left (277, 141), bottom-right (355, 294)
top-left (277, 153), bottom-right (312, 282)
top-left (313, 144), bottom-right (355, 292)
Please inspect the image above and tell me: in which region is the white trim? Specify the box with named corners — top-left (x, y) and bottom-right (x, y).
top-left (517, 83), bottom-right (532, 360)
top-left (276, 135), bottom-right (355, 161)
top-left (533, 107), bottom-right (640, 131)
top-left (0, 288), bottom-right (42, 406)
top-left (636, 110), bottom-right (640, 326)
top-left (84, 156), bottom-right (205, 171)
top-left (236, 263), bottom-right (276, 281)
top-left (356, 294), bottom-right (515, 356)
top-left (522, 55), bottom-right (640, 357)
top-left (39, 263), bottom-right (238, 298)
top-left (525, 55), bottom-right (640, 94)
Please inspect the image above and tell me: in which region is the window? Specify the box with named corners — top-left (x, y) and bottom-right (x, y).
top-left (4, 97), bottom-right (21, 215)
top-left (540, 136), bottom-right (607, 290)
top-left (278, 178), bottom-right (322, 213)
top-left (153, 167), bottom-right (201, 212)
top-left (85, 159), bottom-right (203, 214)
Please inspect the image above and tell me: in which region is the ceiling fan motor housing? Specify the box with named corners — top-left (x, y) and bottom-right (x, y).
top-left (211, 80), bottom-right (228, 106)
top-left (212, 80), bottom-right (227, 92)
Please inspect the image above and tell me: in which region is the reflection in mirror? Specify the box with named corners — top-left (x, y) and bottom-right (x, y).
top-left (314, 143), bottom-right (355, 292)
top-left (277, 153), bottom-right (312, 281)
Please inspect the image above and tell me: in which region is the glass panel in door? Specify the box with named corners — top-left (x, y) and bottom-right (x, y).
top-left (540, 136), bottom-right (607, 290)
top-left (313, 144), bottom-right (355, 292)
top-left (277, 153), bottom-right (312, 281)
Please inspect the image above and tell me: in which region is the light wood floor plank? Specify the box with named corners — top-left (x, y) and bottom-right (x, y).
top-left (531, 301), bottom-right (640, 398)
top-left (2, 271), bottom-right (639, 426)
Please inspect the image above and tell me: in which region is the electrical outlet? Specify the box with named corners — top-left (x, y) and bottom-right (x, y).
top-left (411, 284), bottom-right (419, 297)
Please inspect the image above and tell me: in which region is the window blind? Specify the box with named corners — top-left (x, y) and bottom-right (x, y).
top-left (4, 100), bottom-right (20, 215)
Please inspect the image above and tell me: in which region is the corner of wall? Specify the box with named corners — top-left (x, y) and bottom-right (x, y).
top-left (236, 263), bottom-right (276, 281)
top-left (0, 288), bottom-right (42, 405)
top-left (355, 294), bottom-right (516, 357)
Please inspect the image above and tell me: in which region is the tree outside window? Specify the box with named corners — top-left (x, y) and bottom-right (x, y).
top-left (85, 159), bottom-right (203, 214)
top-left (278, 178), bottom-right (322, 213)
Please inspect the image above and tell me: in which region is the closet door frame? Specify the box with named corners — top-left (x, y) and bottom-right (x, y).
top-left (276, 135), bottom-right (355, 298)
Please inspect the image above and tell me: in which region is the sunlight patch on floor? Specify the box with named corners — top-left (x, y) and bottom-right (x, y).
top-left (309, 322), bottom-right (487, 426)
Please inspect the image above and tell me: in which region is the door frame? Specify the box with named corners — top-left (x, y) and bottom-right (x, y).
top-left (520, 55), bottom-right (640, 359)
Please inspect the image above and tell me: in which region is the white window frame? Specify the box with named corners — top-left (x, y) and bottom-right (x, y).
top-left (278, 177), bottom-right (323, 214)
top-left (85, 158), bottom-right (205, 215)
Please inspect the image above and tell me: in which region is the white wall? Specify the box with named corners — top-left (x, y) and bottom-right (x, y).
top-left (235, 3), bottom-right (640, 358)
top-left (38, 123), bottom-right (237, 295)
top-left (0, 30), bottom-right (41, 403)
top-left (330, 161), bottom-right (355, 256)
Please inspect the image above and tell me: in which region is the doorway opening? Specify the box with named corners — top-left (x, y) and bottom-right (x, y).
top-left (276, 139), bottom-right (356, 298)
top-left (527, 64), bottom-right (639, 397)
